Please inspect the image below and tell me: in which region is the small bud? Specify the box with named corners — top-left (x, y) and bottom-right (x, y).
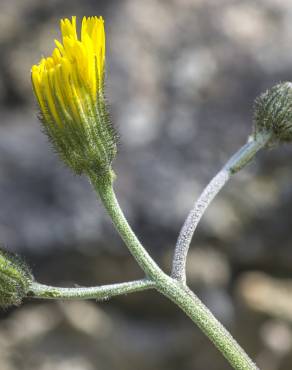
top-left (31, 16), bottom-right (118, 176)
top-left (254, 82), bottom-right (292, 143)
top-left (0, 248), bottom-right (33, 307)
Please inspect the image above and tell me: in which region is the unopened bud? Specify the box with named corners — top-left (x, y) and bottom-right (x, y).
top-left (0, 248), bottom-right (33, 307)
top-left (254, 82), bottom-right (292, 143)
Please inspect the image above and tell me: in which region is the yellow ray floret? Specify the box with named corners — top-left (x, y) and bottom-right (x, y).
top-left (31, 16), bottom-right (105, 126)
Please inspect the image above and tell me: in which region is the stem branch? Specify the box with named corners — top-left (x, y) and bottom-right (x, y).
top-left (172, 132), bottom-right (271, 283)
top-left (29, 279), bottom-right (155, 300)
top-left (88, 171), bottom-right (259, 370)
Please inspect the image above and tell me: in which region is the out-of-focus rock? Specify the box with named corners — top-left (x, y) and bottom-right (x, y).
top-left (260, 320), bottom-right (292, 355)
top-left (0, 301), bottom-right (230, 370)
top-left (59, 301), bottom-right (113, 338)
top-left (237, 272), bottom-right (292, 322)
top-left (254, 320), bottom-right (292, 370)
top-left (186, 246), bottom-right (231, 287)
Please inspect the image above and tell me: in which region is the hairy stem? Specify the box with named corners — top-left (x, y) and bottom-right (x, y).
top-left (29, 279), bottom-right (155, 300)
top-left (89, 171), bottom-right (258, 370)
top-left (158, 278), bottom-right (259, 370)
top-left (172, 132), bottom-right (271, 283)
top-left (90, 171), bottom-right (164, 281)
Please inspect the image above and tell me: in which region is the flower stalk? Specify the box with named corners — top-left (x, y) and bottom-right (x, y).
top-left (29, 279), bottom-right (155, 300)
top-left (171, 131), bottom-right (271, 283)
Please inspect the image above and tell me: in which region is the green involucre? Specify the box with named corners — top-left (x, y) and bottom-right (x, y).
top-left (254, 82), bottom-right (292, 143)
top-left (0, 248), bottom-right (33, 307)
top-left (40, 92), bottom-right (118, 176)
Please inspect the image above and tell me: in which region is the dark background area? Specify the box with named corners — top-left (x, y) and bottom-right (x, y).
top-left (0, 0), bottom-right (292, 369)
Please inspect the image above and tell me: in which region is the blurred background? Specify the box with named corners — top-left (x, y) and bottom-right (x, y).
top-left (0, 0), bottom-right (292, 369)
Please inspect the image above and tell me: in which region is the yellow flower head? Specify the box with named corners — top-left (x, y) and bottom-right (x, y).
top-left (31, 16), bottom-right (117, 176)
top-left (32, 16), bottom-right (105, 126)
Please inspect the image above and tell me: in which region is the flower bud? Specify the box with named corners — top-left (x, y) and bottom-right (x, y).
top-left (0, 248), bottom-right (33, 307)
top-left (31, 16), bottom-right (118, 176)
top-left (254, 82), bottom-right (292, 143)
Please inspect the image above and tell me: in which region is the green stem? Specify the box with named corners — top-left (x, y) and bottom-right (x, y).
top-left (89, 171), bottom-right (258, 370)
top-left (90, 171), bottom-right (163, 281)
top-left (158, 279), bottom-right (258, 370)
top-left (172, 132), bottom-right (271, 283)
top-left (29, 279), bottom-right (155, 300)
